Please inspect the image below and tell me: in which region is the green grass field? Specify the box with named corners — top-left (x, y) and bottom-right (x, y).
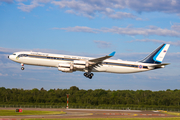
top-left (23, 118), bottom-right (180, 120)
top-left (0, 110), bottom-right (66, 116)
top-left (161, 111), bottom-right (180, 116)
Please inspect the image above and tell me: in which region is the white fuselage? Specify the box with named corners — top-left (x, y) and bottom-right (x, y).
top-left (8, 51), bottom-right (156, 74)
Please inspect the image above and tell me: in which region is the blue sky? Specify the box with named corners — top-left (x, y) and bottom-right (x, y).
top-left (0, 0), bottom-right (180, 91)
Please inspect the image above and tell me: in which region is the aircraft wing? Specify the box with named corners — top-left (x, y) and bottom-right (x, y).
top-left (87, 51), bottom-right (116, 71)
top-left (89, 51), bottom-right (116, 63)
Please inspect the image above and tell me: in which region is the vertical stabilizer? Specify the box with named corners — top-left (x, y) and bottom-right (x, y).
top-left (140, 44), bottom-right (170, 64)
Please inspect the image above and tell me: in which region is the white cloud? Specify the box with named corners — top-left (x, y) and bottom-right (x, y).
top-left (0, 47), bottom-right (25, 54)
top-left (36, 0), bottom-right (52, 3)
top-left (15, 0), bottom-right (27, 2)
top-left (17, 1), bottom-right (43, 12)
top-left (65, 10), bottom-right (81, 16)
top-left (0, 0), bottom-right (13, 3)
top-left (121, 0), bottom-right (180, 14)
top-left (0, 73), bottom-right (8, 76)
top-left (101, 26), bottom-right (180, 37)
top-left (17, 0), bottom-right (48, 12)
top-left (171, 23), bottom-right (180, 31)
top-left (51, 0), bottom-right (138, 19)
top-left (129, 39), bottom-right (180, 46)
top-left (106, 11), bottom-right (136, 19)
top-left (52, 26), bottom-right (98, 33)
top-left (51, 0), bottom-right (96, 18)
top-left (105, 8), bottom-right (114, 13)
top-left (53, 25), bottom-right (180, 37)
top-left (51, 0), bottom-right (180, 18)
top-left (94, 40), bottom-right (112, 48)
top-left (13, 0), bottom-right (180, 19)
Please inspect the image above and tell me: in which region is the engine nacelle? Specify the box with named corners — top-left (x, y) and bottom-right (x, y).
top-left (59, 63), bottom-right (74, 69)
top-left (59, 63), bottom-right (71, 68)
top-left (73, 60), bottom-right (87, 69)
top-left (58, 67), bottom-right (72, 72)
top-left (58, 63), bottom-right (74, 72)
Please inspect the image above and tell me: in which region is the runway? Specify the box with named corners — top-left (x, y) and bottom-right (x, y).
top-left (0, 108), bottom-right (178, 119)
top-left (67, 108), bottom-right (142, 112)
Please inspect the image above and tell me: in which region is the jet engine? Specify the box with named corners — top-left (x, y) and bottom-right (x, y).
top-left (58, 67), bottom-right (72, 72)
top-left (73, 60), bottom-right (88, 69)
top-left (58, 63), bottom-right (74, 72)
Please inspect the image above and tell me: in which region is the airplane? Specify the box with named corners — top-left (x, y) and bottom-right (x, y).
top-left (8, 44), bottom-right (170, 79)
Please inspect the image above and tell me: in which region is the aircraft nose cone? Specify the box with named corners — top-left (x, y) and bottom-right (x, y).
top-left (8, 55), bottom-right (12, 59)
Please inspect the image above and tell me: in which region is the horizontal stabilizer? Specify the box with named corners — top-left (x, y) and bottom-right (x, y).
top-left (148, 63), bottom-right (170, 69)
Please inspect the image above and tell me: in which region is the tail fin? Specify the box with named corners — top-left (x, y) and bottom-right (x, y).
top-left (140, 44), bottom-right (170, 64)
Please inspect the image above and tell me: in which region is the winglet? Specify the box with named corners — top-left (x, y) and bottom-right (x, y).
top-left (109, 51), bottom-right (116, 56)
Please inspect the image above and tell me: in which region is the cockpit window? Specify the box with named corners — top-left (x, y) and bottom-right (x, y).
top-left (13, 54), bottom-right (16, 55)
top-left (18, 54), bottom-right (28, 57)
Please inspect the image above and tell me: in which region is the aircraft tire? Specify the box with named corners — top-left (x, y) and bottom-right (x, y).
top-left (90, 73), bottom-right (94, 77)
top-left (21, 67), bottom-right (25, 70)
top-left (84, 72), bottom-right (88, 77)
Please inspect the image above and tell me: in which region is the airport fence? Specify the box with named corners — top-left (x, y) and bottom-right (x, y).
top-left (0, 104), bottom-right (180, 112)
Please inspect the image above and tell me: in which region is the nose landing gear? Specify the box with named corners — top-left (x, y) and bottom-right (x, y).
top-left (21, 67), bottom-right (25, 70)
top-left (84, 72), bottom-right (94, 79)
top-left (21, 63), bottom-right (25, 70)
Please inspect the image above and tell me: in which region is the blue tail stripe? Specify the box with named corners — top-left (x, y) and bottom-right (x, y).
top-left (153, 44), bottom-right (166, 63)
top-left (140, 44), bottom-right (165, 64)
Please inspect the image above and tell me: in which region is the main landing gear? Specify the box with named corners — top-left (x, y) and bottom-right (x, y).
top-left (21, 63), bottom-right (25, 70)
top-left (84, 72), bottom-right (94, 79)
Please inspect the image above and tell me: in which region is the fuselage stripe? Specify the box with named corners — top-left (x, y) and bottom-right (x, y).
top-left (18, 54), bottom-right (148, 69)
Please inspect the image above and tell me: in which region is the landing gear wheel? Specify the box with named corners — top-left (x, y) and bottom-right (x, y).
top-left (90, 73), bottom-right (94, 77)
top-left (84, 73), bottom-right (88, 77)
top-left (21, 67), bottom-right (25, 70)
top-left (84, 72), bottom-right (94, 79)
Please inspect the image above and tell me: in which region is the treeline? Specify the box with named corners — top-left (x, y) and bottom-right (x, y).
top-left (0, 86), bottom-right (180, 109)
